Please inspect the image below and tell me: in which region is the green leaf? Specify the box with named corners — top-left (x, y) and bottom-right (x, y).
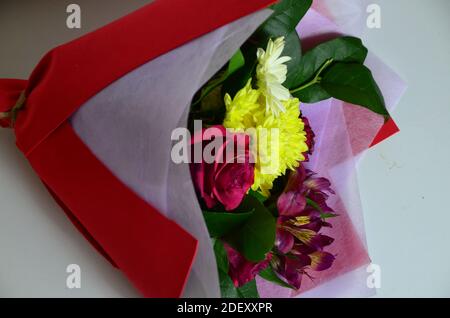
top-left (204, 210), bottom-right (254, 238)
top-left (292, 83), bottom-right (331, 103)
top-left (282, 31), bottom-right (303, 88)
top-left (305, 197), bottom-right (324, 213)
top-left (215, 242), bottom-right (236, 298)
top-left (259, 266), bottom-right (295, 289)
top-left (321, 63), bottom-right (389, 116)
top-left (306, 198), bottom-right (337, 218)
top-left (222, 44), bottom-right (257, 98)
top-left (213, 239), bottom-right (229, 273)
top-left (320, 213), bottom-right (339, 219)
top-left (224, 196), bottom-right (277, 262)
top-left (219, 272), bottom-right (260, 298)
top-left (237, 279), bottom-right (259, 298)
top-left (248, 189), bottom-right (267, 203)
top-left (259, 0), bottom-right (313, 38)
top-left (219, 270), bottom-right (240, 298)
top-left (290, 36), bottom-right (368, 88)
top-left (214, 240), bottom-right (260, 298)
top-left (193, 49), bottom-right (245, 105)
top-left (214, 240), bottom-right (241, 298)
top-left (228, 49), bottom-right (245, 74)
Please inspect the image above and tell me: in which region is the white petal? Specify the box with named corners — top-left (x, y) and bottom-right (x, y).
top-left (274, 56), bottom-right (292, 65)
top-left (260, 48), bottom-right (269, 60)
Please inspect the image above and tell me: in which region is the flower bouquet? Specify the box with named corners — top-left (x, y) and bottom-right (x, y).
top-left (185, 1), bottom-right (395, 297)
top-left (0, 0), bottom-right (405, 298)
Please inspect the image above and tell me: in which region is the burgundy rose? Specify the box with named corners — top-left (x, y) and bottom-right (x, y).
top-left (190, 125), bottom-right (254, 211)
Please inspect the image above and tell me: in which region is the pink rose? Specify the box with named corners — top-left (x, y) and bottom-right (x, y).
top-left (190, 125), bottom-right (254, 211)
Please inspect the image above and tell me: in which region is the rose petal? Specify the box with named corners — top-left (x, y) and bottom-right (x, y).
top-left (213, 158), bottom-right (254, 211)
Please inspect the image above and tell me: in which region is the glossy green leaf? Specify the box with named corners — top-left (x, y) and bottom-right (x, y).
top-left (224, 196), bottom-right (277, 262)
top-left (321, 62), bottom-right (389, 116)
top-left (282, 31), bottom-right (303, 89)
top-left (290, 36), bottom-right (368, 88)
top-left (204, 210), bottom-right (254, 238)
top-left (292, 83), bottom-right (331, 103)
top-left (259, 0), bottom-right (313, 38)
top-left (259, 266), bottom-right (294, 289)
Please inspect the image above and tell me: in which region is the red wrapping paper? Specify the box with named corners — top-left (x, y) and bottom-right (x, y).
top-left (0, 0), bottom-right (275, 298)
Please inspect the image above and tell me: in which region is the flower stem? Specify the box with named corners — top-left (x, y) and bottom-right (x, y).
top-left (290, 59), bottom-right (334, 94)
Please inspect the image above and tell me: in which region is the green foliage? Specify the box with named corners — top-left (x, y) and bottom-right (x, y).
top-left (259, 266), bottom-right (295, 289)
top-left (224, 196), bottom-right (277, 262)
top-left (214, 239), bottom-right (260, 298)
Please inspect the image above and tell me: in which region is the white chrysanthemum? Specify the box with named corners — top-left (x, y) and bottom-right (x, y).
top-left (256, 37), bottom-right (292, 116)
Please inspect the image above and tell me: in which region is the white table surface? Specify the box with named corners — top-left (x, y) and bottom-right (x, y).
top-left (358, 0), bottom-right (450, 297)
top-left (0, 0), bottom-right (449, 297)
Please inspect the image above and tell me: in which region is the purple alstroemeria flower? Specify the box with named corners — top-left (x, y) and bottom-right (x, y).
top-left (225, 244), bottom-right (272, 288)
top-left (309, 251), bottom-right (336, 271)
top-left (275, 229), bottom-right (295, 254)
top-left (277, 165), bottom-right (335, 219)
top-left (273, 254), bottom-right (311, 290)
top-left (277, 166), bottom-right (307, 218)
top-left (272, 165), bottom-right (337, 290)
top-left (272, 243), bottom-right (335, 289)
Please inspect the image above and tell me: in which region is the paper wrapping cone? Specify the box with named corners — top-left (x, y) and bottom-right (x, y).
top-left (70, 6), bottom-right (272, 298)
top-left (0, 0), bottom-right (275, 298)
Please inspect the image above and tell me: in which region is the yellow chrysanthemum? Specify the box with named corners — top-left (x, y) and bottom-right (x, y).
top-left (223, 80), bottom-right (308, 196)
